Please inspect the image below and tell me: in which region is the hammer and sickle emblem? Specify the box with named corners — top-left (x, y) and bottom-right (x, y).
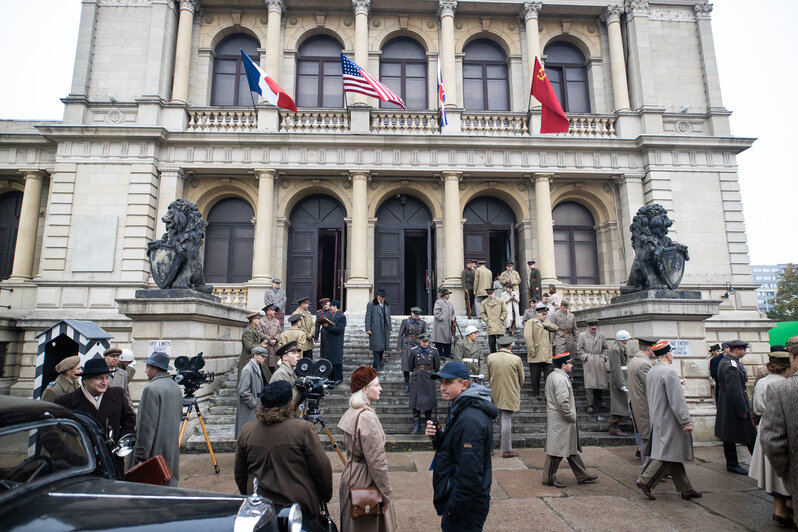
top-left (536, 67), bottom-right (547, 81)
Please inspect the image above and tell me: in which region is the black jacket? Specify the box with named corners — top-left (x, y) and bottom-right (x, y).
top-left (431, 384), bottom-right (498, 520)
top-left (714, 354), bottom-right (756, 445)
top-left (322, 310), bottom-right (346, 364)
top-left (54, 386), bottom-right (136, 442)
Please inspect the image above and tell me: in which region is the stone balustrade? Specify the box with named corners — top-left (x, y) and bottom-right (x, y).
top-left (462, 112), bottom-right (530, 136)
top-left (212, 284), bottom-right (248, 308)
top-left (561, 285), bottom-right (621, 311)
top-left (563, 115), bottom-right (617, 137)
top-left (279, 110), bottom-right (350, 133)
top-left (370, 111), bottom-right (440, 134)
top-left (186, 109), bottom-right (257, 131)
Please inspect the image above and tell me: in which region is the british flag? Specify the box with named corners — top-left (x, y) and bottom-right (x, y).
top-left (340, 53), bottom-right (406, 109)
top-left (437, 54), bottom-right (447, 127)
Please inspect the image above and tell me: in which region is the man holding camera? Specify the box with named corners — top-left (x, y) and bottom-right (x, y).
top-left (270, 341), bottom-right (303, 408)
top-left (426, 361), bottom-right (498, 531)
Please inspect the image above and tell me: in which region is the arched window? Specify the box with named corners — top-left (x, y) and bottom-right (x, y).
top-left (204, 197), bottom-right (254, 283)
top-left (543, 41), bottom-right (590, 113)
top-left (463, 39), bottom-right (509, 111)
top-left (211, 34), bottom-right (260, 106)
top-left (296, 35), bottom-right (344, 108)
top-left (380, 38), bottom-right (427, 109)
top-left (0, 191), bottom-right (22, 280)
top-left (553, 201), bottom-right (599, 285)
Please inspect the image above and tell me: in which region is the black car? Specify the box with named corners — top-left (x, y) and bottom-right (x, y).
top-left (0, 395), bottom-right (306, 531)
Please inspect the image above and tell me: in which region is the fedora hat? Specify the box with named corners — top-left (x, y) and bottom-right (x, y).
top-left (81, 354), bottom-right (112, 376)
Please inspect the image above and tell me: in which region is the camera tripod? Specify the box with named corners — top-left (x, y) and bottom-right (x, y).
top-left (178, 395), bottom-right (220, 474)
top-left (301, 407), bottom-right (347, 466)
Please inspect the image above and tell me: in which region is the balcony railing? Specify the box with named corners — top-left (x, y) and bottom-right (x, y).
top-left (462, 112), bottom-right (530, 136)
top-left (280, 110), bottom-right (349, 133)
top-left (562, 115), bottom-right (617, 138)
top-left (212, 284), bottom-right (248, 308)
top-left (187, 108), bottom-right (257, 131)
top-left (371, 111), bottom-right (440, 134)
top-left (561, 285), bottom-right (621, 310)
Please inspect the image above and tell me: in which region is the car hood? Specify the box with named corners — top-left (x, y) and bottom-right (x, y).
top-left (2, 477), bottom-right (247, 531)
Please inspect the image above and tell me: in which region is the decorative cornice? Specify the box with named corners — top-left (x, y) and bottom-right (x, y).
top-left (522, 2), bottom-right (542, 22)
top-left (264, 0), bottom-right (284, 15)
top-left (694, 2), bottom-right (713, 20)
top-left (626, 0), bottom-right (649, 19)
top-left (648, 8), bottom-right (696, 22)
top-left (438, 0), bottom-right (457, 18)
top-left (603, 5), bottom-right (624, 25)
top-left (352, 0), bottom-right (370, 16)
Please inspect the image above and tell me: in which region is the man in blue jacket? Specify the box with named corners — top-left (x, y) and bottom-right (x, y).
top-left (426, 361), bottom-right (498, 531)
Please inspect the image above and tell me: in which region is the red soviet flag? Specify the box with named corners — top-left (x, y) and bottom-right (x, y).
top-left (530, 57), bottom-right (569, 134)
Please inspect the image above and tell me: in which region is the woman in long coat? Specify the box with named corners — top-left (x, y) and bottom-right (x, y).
top-left (338, 367), bottom-right (395, 532)
top-left (408, 334), bottom-right (441, 434)
top-left (397, 307), bottom-right (426, 392)
top-left (365, 290), bottom-right (392, 370)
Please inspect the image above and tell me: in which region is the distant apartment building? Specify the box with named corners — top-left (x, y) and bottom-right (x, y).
top-left (752, 264), bottom-right (787, 313)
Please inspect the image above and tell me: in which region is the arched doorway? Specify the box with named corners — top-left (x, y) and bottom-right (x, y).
top-left (0, 191), bottom-right (23, 280)
top-left (553, 201), bottom-right (599, 284)
top-left (463, 197), bottom-right (517, 280)
top-left (286, 195), bottom-right (346, 313)
top-left (203, 197), bottom-right (255, 283)
top-left (374, 195), bottom-right (433, 314)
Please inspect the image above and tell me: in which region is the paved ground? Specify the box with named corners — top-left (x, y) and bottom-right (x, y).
top-left (179, 444), bottom-right (782, 531)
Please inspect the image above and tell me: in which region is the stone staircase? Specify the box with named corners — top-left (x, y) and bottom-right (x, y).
top-left (185, 315), bottom-right (636, 452)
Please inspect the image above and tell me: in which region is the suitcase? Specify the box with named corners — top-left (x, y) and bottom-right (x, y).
top-left (124, 454), bottom-right (173, 485)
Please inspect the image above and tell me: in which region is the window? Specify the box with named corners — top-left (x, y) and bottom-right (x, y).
top-left (203, 198), bottom-right (254, 283)
top-left (296, 36), bottom-right (344, 108)
top-left (462, 39), bottom-right (509, 111)
top-left (380, 38), bottom-right (427, 110)
top-left (553, 202), bottom-right (599, 285)
top-left (211, 34), bottom-right (260, 107)
top-left (543, 41), bottom-right (590, 113)
top-left (0, 191), bottom-right (22, 280)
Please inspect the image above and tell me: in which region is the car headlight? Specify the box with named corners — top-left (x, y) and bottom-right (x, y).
top-left (276, 503), bottom-right (303, 532)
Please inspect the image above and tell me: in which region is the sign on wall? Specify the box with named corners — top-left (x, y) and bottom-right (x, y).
top-left (672, 339), bottom-right (691, 357)
top-left (147, 339), bottom-right (171, 357)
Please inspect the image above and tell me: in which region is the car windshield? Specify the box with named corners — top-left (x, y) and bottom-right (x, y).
top-left (0, 419), bottom-right (93, 497)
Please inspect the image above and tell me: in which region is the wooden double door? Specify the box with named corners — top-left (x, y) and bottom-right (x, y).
top-left (286, 195), bottom-right (346, 314)
top-left (374, 195), bottom-right (434, 314)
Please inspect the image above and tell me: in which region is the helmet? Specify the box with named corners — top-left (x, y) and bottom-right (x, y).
top-left (615, 330), bottom-right (631, 341)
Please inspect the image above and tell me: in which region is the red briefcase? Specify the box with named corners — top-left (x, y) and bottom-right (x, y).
top-left (125, 455), bottom-right (173, 485)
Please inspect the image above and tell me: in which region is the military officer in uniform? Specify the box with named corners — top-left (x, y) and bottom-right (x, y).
top-left (239, 311), bottom-right (265, 376)
top-left (524, 303), bottom-right (559, 400)
top-left (290, 296), bottom-right (315, 359)
top-left (715, 339), bottom-right (757, 474)
top-left (528, 260), bottom-right (542, 304)
top-left (629, 337), bottom-right (657, 465)
top-left (498, 261), bottom-right (521, 300)
top-left (278, 314), bottom-right (310, 356)
top-left (398, 306), bottom-right (427, 392)
top-left (408, 333), bottom-right (441, 434)
top-left (461, 259), bottom-right (476, 318)
top-left (472, 259), bottom-right (493, 316)
top-left (42, 355), bottom-right (82, 402)
top-left (314, 298), bottom-right (332, 360)
top-left (269, 341), bottom-right (304, 409)
top-left (453, 325), bottom-right (485, 378)
top-left (480, 287), bottom-right (507, 353)
top-left (551, 301), bottom-right (577, 355)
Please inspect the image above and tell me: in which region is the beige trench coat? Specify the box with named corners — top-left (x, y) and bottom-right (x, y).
top-left (576, 331), bottom-right (608, 390)
top-left (523, 317), bottom-right (559, 364)
top-left (473, 265), bottom-right (493, 297)
top-left (278, 327), bottom-right (310, 354)
top-left (501, 290), bottom-right (522, 329)
top-left (338, 405), bottom-right (395, 532)
top-left (480, 297), bottom-right (507, 335)
top-left (545, 368), bottom-right (581, 457)
top-left (647, 361), bottom-right (693, 463)
top-left (628, 351), bottom-right (654, 439)
top-left (486, 349), bottom-right (525, 412)
top-left (290, 308), bottom-right (315, 350)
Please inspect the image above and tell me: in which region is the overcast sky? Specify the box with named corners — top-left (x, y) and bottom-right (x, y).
top-left (0, 0), bottom-right (794, 265)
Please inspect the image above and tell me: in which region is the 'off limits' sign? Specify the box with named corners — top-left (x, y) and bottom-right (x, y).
top-left (147, 340), bottom-right (172, 357)
top-left (671, 340), bottom-right (690, 357)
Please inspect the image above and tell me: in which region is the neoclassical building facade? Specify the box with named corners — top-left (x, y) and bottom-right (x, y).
top-left (0, 0), bottom-right (770, 399)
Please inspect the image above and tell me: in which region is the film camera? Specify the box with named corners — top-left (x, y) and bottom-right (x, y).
top-left (294, 357), bottom-right (334, 420)
top-left (173, 352), bottom-right (215, 397)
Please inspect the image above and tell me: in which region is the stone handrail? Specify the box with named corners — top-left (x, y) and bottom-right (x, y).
top-left (212, 284), bottom-right (248, 308)
top-left (561, 285), bottom-right (621, 310)
top-left (371, 111), bottom-right (440, 134)
top-left (280, 109), bottom-right (350, 133)
top-left (563, 114), bottom-right (617, 137)
top-left (462, 112), bottom-right (530, 135)
top-left (187, 108), bottom-right (257, 131)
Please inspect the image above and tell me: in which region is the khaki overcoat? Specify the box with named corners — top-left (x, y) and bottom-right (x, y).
top-left (42, 374), bottom-right (80, 403)
top-left (545, 368), bottom-right (581, 457)
top-left (576, 331), bottom-right (608, 390)
top-left (524, 317), bottom-right (559, 364)
top-left (628, 351), bottom-right (654, 439)
top-left (486, 349), bottom-right (525, 412)
top-left (608, 341), bottom-right (629, 417)
top-left (473, 265), bottom-right (493, 297)
top-left (480, 297), bottom-right (507, 335)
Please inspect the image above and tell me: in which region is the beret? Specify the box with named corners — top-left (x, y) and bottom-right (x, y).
top-left (56, 355), bottom-right (81, 374)
top-left (260, 380), bottom-right (293, 408)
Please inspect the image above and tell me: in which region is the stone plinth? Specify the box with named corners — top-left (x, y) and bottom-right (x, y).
top-left (134, 288), bottom-right (220, 302)
top-left (573, 292), bottom-right (721, 442)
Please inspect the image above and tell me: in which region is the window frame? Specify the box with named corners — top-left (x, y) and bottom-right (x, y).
top-left (543, 42), bottom-right (590, 113)
top-left (210, 35), bottom-right (260, 107)
top-left (462, 40), bottom-right (510, 111)
top-left (295, 36), bottom-right (344, 109)
top-left (553, 202), bottom-right (600, 285)
top-left (379, 38), bottom-right (427, 110)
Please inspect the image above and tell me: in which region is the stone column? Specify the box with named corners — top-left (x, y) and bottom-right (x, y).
top-left (534, 173), bottom-right (557, 285)
top-left (442, 172), bottom-right (464, 310)
top-left (345, 171), bottom-right (372, 312)
top-left (264, 0), bottom-right (284, 80)
top-left (604, 5), bottom-right (630, 111)
top-left (170, 0), bottom-right (198, 104)
top-left (522, 2), bottom-right (542, 107)
top-left (155, 168), bottom-right (185, 238)
top-left (9, 171), bottom-right (46, 281)
top-left (252, 169), bottom-right (276, 281)
top-left (352, 0), bottom-right (371, 106)
top-left (615, 173), bottom-right (645, 272)
top-left (438, 0), bottom-right (458, 108)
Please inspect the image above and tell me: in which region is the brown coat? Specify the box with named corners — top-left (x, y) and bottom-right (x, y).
top-left (551, 309), bottom-right (576, 355)
top-left (259, 316), bottom-right (282, 367)
top-left (486, 349), bottom-right (525, 412)
top-left (524, 317), bottom-right (559, 364)
top-left (338, 405), bottom-right (395, 532)
top-left (576, 331), bottom-right (608, 390)
top-left (235, 417), bottom-right (333, 518)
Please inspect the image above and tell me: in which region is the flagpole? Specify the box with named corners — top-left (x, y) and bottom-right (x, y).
top-left (249, 90), bottom-right (258, 115)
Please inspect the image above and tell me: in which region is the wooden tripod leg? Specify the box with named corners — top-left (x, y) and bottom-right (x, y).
top-left (195, 409), bottom-right (220, 474)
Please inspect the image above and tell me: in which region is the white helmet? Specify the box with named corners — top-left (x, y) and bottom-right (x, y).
top-left (465, 325), bottom-right (479, 336)
top-left (120, 348), bottom-right (136, 367)
top-left (615, 330), bottom-right (631, 341)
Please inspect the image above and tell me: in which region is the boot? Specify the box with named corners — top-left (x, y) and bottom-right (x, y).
top-left (411, 411), bottom-right (421, 434)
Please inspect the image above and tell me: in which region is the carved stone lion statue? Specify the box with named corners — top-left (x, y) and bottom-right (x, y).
top-left (621, 204), bottom-right (690, 293)
top-left (146, 199), bottom-right (213, 293)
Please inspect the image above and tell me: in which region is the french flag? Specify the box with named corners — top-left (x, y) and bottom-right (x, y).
top-left (240, 51), bottom-right (297, 112)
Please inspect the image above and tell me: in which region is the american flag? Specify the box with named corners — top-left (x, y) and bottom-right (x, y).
top-left (437, 54), bottom-right (447, 127)
top-left (340, 53), bottom-right (406, 109)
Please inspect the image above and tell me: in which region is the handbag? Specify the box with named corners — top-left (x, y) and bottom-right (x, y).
top-left (348, 410), bottom-right (383, 519)
top-left (124, 454), bottom-right (173, 485)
